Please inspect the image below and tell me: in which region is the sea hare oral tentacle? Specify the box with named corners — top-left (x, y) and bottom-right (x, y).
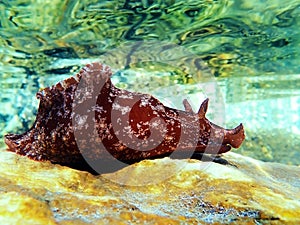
top-left (4, 62), bottom-right (245, 171)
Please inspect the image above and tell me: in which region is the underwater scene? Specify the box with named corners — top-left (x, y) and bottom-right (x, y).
top-left (0, 0), bottom-right (300, 224)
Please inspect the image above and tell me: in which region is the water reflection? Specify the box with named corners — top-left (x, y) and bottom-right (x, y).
top-left (0, 0), bottom-right (299, 165)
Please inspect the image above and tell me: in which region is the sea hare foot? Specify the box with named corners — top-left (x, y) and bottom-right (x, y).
top-left (4, 62), bottom-right (245, 173)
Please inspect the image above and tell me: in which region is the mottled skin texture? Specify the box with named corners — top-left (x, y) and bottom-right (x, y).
top-left (5, 63), bottom-right (245, 173)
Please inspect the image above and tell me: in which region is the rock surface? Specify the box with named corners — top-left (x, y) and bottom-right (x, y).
top-left (0, 149), bottom-right (299, 224)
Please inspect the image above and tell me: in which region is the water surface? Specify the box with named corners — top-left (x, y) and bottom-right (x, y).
top-left (0, 0), bottom-right (299, 165)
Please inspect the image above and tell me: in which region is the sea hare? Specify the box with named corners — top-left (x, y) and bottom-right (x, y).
top-left (5, 63), bottom-right (245, 173)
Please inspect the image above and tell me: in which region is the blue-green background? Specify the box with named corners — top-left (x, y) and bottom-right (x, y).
top-left (0, 0), bottom-right (299, 165)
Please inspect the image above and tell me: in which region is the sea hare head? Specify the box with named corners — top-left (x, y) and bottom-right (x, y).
top-left (4, 62), bottom-right (245, 171)
top-left (180, 98), bottom-right (245, 155)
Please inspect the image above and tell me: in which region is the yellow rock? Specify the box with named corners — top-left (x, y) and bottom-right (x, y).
top-left (0, 149), bottom-right (299, 224)
top-left (0, 192), bottom-right (56, 225)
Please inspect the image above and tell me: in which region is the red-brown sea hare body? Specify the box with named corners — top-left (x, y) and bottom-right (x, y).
top-left (4, 63), bottom-right (245, 172)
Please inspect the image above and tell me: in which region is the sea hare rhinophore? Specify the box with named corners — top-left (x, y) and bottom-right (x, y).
top-left (4, 63), bottom-right (245, 172)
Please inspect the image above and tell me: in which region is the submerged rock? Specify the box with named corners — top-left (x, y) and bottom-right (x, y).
top-left (0, 149), bottom-right (299, 224)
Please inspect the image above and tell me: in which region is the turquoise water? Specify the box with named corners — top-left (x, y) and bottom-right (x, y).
top-left (0, 0), bottom-right (299, 165)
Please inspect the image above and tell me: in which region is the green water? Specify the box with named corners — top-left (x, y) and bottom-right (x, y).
top-left (0, 0), bottom-right (299, 165)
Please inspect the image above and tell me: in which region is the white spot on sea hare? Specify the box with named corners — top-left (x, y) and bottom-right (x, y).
top-left (112, 103), bottom-right (131, 115)
top-left (74, 114), bottom-right (88, 129)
